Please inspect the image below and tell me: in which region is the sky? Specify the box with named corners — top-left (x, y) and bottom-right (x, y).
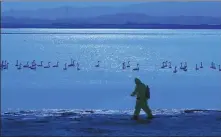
top-left (1, 2), bottom-right (143, 11)
top-left (2, 1), bottom-right (220, 11)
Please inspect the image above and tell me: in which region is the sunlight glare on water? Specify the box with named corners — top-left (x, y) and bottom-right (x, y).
top-left (1, 29), bottom-right (221, 110)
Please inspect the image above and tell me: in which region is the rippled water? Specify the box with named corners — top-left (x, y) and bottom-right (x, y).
top-left (1, 29), bottom-right (221, 135)
top-left (2, 29), bottom-right (221, 110)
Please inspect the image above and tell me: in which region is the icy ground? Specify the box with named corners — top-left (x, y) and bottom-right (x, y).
top-left (2, 109), bottom-right (221, 136)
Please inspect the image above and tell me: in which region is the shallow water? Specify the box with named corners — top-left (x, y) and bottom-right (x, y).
top-left (1, 29), bottom-right (221, 135)
top-left (2, 29), bottom-right (221, 111)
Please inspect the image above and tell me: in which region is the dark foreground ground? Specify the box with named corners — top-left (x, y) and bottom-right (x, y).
top-left (1, 109), bottom-right (221, 136)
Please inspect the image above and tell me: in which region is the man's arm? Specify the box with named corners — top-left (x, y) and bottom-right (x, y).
top-left (131, 86), bottom-right (138, 96)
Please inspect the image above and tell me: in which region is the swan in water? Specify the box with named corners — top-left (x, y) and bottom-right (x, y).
top-left (213, 63), bottom-right (216, 69)
top-left (0, 61), bottom-right (3, 68)
top-left (4, 62), bottom-right (9, 69)
top-left (2, 61), bottom-right (8, 69)
top-left (32, 60), bottom-right (36, 66)
top-left (4, 60), bottom-right (7, 67)
top-left (127, 61), bottom-right (130, 68)
top-left (133, 63), bottom-right (139, 71)
top-left (183, 62), bottom-right (187, 69)
top-left (183, 62), bottom-right (187, 71)
top-left (173, 66), bottom-right (177, 73)
top-left (195, 64), bottom-right (199, 71)
top-left (17, 63), bottom-right (22, 70)
top-left (210, 62), bottom-right (214, 68)
top-left (30, 65), bottom-right (36, 70)
top-left (168, 61), bottom-right (172, 68)
top-left (200, 62), bottom-right (203, 68)
top-left (23, 62), bottom-right (29, 68)
top-left (68, 59), bottom-right (74, 67)
top-left (63, 63), bottom-right (67, 70)
top-left (37, 61), bottom-right (43, 67)
top-left (180, 63), bottom-right (183, 69)
top-left (77, 63), bottom-right (80, 71)
top-left (0, 61), bottom-right (3, 70)
top-left (210, 62), bottom-right (216, 69)
top-left (165, 61), bottom-right (168, 67)
top-left (161, 62), bottom-right (165, 68)
top-left (1, 61), bottom-right (4, 70)
top-left (53, 61), bottom-right (59, 67)
top-left (183, 64), bottom-right (188, 71)
top-left (95, 61), bottom-right (100, 67)
top-left (0, 60), bottom-right (5, 70)
top-left (3, 60), bottom-right (7, 67)
top-left (44, 62), bottom-right (51, 68)
top-left (15, 60), bottom-right (19, 67)
top-left (122, 62), bottom-right (126, 69)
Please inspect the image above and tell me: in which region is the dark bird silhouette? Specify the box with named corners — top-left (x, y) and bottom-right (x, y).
top-left (132, 63), bottom-right (139, 71)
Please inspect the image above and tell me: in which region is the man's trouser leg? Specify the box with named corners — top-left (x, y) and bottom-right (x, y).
top-left (141, 100), bottom-right (153, 118)
top-left (133, 100), bottom-right (142, 117)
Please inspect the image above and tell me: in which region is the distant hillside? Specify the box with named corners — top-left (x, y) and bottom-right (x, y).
top-left (2, 13), bottom-right (221, 27)
top-left (2, 2), bottom-right (221, 18)
top-left (86, 13), bottom-right (221, 25)
top-left (1, 2), bottom-right (221, 29)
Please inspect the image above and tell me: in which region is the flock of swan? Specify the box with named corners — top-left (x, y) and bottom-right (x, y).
top-left (0, 59), bottom-right (80, 71)
top-left (0, 59), bottom-right (221, 73)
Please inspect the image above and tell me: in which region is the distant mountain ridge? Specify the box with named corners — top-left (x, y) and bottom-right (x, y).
top-left (2, 2), bottom-right (221, 18)
top-left (2, 2), bottom-right (221, 28)
top-left (2, 13), bottom-right (221, 25)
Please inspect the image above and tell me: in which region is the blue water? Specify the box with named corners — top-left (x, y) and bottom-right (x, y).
top-left (1, 29), bottom-right (221, 135)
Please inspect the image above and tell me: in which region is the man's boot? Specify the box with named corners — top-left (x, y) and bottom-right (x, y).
top-left (131, 115), bottom-right (138, 120)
